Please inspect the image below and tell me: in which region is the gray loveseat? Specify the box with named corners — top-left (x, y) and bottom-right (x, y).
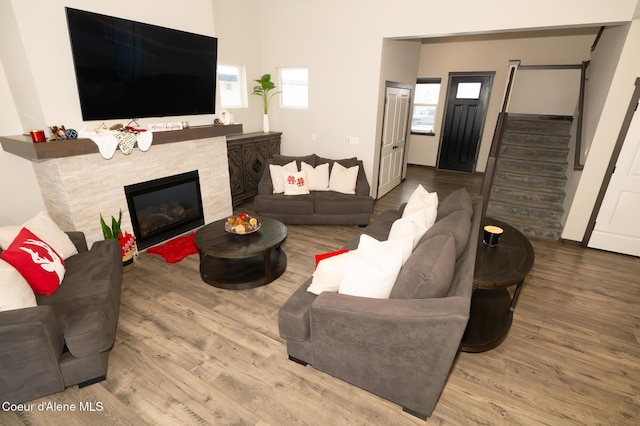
top-left (278, 188), bottom-right (482, 419)
top-left (0, 232), bottom-right (123, 403)
top-left (254, 154), bottom-right (374, 225)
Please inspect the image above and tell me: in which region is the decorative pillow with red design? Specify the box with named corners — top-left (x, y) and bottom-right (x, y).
top-left (0, 228), bottom-right (66, 296)
top-left (282, 170), bottom-right (310, 195)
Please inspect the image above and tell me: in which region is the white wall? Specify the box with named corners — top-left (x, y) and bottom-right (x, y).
top-left (563, 18), bottom-right (640, 241)
top-left (408, 29), bottom-right (596, 169)
top-left (372, 39), bottom-right (422, 196)
top-left (257, 0), bottom-right (636, 178)
top-left (562, 24), bottom-right (630, 230)
top-left (212, 0), bottom-right (264, 133)
top-left (0, 59), bottom-right (45, 225)
top-left (0, 0), bottom-right (264, 227)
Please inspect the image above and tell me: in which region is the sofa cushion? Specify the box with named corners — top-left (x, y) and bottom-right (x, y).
top-left (315, 249), bottom-right (350, 267)
top-left (417, 209), bottom-right (472, 258)
top-left (0, 210), bottom-right (78, 259)
top-left (254, 193), bottom-right (315, 215)
top-left (301, 162), bottom-right (330, 191)
top-left (0, 258), bottom-right (37, 312)
top-left (283, 170), bottom-right (311, 195)
top-left (437, 187), bottom-right (473, 221)
top-left (403, 184), bottom-right (438, 230)
top-left (390, 234), bottom-right (456, 299)
top-left (269, 160), bottom-right (298, 194)
top-left (316, 156), bottom-right (358, 169)
top-left (36, 239), bottom-right (122, 358)
top-left (273, 154), bottom-right (317, 168)
top-left (314, 192), bottom-right (374, 215)
top-left (1, 228), bottom-right (66, 296)
top-left (388, 210), bottom-right (428, 249)
top-left (329, 163), bottom-right (359, 194)
top-left (308, 250), bottom-right (357, 295)
top-left (359, 209), bottom-right (401, 242)
top-left (338, 235), bottom-right (404, 299)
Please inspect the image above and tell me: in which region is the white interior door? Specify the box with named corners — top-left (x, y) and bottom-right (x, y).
top-left (378, 85), bottom-right (410, 199)
top-left (588, 101), bottom-right (640, 256)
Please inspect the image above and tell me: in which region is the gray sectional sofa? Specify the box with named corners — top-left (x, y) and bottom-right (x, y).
top-left (278, 188), bottom-right (483, 419)
top-left (0, 233), bottom-right (123, 403)
top-left (254, 154), bottom-right (374, 225)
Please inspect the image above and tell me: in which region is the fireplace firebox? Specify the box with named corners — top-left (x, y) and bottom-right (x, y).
top-left (124, 170), bottom-right (204, 250)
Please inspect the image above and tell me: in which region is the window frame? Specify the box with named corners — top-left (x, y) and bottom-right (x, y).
top-left (279, 67), bottom-right (309, 109)
top-left (410, 77), bottom-right (441, 136)
top-left (218, 64), bottom-right (248, 109)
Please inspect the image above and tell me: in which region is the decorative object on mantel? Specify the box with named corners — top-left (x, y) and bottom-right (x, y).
top-left (29, 129), bottom-right (46, 143)
top-left (219, 109), bottom-right (232, 125)
top-left (79, 122), bottom-right (153, 159)
top-left (49, 125), bottom-right (68, 141)
top-left (147, 122), bottom-right (185, 132)
top-left (252, 74), bottom-right (281, 132)
top-left (100, 210), bottom-right (137, 272)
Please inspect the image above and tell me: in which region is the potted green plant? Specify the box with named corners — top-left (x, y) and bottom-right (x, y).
top-left (100, 210), bottom-right (137, 271)
top-left (252, 74), bottom-right (281, 132)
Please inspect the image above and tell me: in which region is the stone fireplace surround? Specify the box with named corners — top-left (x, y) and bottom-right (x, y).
top-left (1, 125), bottom-right (242, 249)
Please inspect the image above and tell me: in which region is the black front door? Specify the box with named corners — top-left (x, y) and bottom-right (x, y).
top-left (438, 74), bottom-right (493, 172)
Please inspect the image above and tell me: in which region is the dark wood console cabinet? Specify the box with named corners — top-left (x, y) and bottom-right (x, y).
top-left (227, 132), bottom-right (281, 206)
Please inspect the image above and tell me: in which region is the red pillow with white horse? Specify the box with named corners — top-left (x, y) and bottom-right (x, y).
top-left (0, 228), bottom-right (66, 296)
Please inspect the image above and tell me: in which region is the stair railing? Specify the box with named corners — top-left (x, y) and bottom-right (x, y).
top-left (480, 60), bottom-right (519, 218)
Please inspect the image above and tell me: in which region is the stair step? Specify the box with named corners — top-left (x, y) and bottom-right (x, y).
top-left (493, 170), bottom-right (567, 190)
top-left (490, 185), bottom-right (566, 206)
top-left (497, 157), bottom-right (568, 177)
top-left (502, 131), bottom-right (571, 149)
top-left (505, 115), bottom-right (573, 135)
top-left (487, 198), bottom-right (564, 226)
top-left (499, 144), bottom-right (570, 163)
top-left (485, 212), bottom-right (563, 240)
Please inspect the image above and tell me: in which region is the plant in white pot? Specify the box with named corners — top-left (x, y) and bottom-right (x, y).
top-left (252, 74), bottom-right (281, 132)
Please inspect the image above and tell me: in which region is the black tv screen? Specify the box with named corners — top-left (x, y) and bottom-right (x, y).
top-left (65, 8), bottom-right (217, 121)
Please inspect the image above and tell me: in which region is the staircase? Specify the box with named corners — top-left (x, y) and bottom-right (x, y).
top-left (486, 114), bottom-right (572, 240)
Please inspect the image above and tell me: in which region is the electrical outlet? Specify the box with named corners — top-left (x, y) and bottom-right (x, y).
top-left (311, 133), bottom-right (317, 141)
top-left (347, 136), bottom-right (359, 145)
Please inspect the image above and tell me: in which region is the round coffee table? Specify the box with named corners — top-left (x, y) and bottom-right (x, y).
top-left (194, 216), bottom-right (287, 290)
top-left (461, 217), bottom-right (535, 352)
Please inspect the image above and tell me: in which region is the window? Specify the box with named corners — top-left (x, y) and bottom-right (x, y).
top-left (411, 78), bottom-right (441, 134)
top-left (280, 67), bottom-right (308, 108)
top-left (218, 64), bottom-right (247, 108)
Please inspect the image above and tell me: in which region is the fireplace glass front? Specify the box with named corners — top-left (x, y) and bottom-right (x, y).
top-left (124, 170), bottom-right (204, 250)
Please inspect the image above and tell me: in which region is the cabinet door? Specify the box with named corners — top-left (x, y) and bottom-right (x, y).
top-left (242, 142), bottom-right (267, 193)
top-left (227, 144), bottom-right (244, 195)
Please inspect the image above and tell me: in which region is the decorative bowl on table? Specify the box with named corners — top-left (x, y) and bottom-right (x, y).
top-left (225, 213), bottom-right (261, 234)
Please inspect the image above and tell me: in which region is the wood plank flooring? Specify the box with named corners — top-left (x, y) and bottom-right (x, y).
top-left (3, 166), bottom-right (639, 425)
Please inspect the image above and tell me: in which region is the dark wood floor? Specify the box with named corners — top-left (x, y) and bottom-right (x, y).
top-left (3, 166), bottom-right (639, 425)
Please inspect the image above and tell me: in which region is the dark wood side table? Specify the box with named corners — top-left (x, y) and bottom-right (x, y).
top-left (461, 217), bottom-right (535, 352)
top-left (194, 217), bottom-right (287, 290)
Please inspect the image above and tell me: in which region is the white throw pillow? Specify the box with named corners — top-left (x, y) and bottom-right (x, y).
top-left (301, 162), bottom-right (330, 191)
top-left (329, 162), bottom-right (359, 194)
top-left (0, 211), bottom-right (78, 259)
top-left (0, 258), bottom-right (37, 312)
top-left (359, 234), bottom-right (413, 265)
top-left (338, 238), bottom-right (403, 299)
top-left (388, 210), bottom-right (428, 249)
top-left (403, 184), bottom-right (439, 230)
top-left (307, 250), bottom-right (357, 295)
top-left (269, 160), bottom-right (298, 194)
top-left (282, 170), bottom-right (310, 196)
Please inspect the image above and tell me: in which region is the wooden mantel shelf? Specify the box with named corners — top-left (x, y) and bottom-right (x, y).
top-left (0, 124), bottom-right (243, 161)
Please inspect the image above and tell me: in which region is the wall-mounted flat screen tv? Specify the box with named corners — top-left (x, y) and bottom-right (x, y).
top-left (65, 7), bottom-right (217, 121)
